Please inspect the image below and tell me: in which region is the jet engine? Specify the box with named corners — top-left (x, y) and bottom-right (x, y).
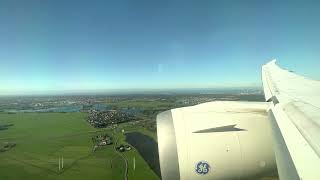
top-left (157, 101), bottom-right (276, 180)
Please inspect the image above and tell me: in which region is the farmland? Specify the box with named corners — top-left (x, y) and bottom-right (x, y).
top-left (0, 92), bottom-right (269, 180)
top-left (0, 112), bottom-right (159, 180)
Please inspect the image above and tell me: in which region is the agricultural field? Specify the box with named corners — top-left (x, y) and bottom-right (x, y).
top-left (0, 112), bottom-right (159, 180)
top-left (0, 93), bottom-right (274, 180)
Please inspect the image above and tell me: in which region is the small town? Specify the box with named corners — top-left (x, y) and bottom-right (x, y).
top-left (87, 109), bottom-right (136, 128)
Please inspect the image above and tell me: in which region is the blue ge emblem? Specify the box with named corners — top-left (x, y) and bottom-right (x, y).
top-left (195, 161), bottom-right (210, 175)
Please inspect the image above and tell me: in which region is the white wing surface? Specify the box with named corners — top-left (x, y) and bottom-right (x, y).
top-left (262, 60), bottom-right (320, 180)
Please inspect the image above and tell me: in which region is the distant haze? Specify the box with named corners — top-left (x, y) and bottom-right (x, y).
top-left (0, 87), bottom-right (263, 96)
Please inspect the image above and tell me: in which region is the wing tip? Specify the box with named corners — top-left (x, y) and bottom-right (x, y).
top-left (261, 59), bottom-right (277, 102)
top-left (265, 59), bottom-right (277, 66)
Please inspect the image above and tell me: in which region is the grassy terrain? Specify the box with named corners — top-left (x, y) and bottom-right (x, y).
top-left (111, 123), bottom-right (160, 180)
top-left (0, 112), bottom-right (159, 180)
top-left (106, 99), bottom-right (173, 109)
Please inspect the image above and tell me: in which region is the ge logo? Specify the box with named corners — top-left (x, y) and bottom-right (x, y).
top-left (195, 161), bottom-right (210, 175)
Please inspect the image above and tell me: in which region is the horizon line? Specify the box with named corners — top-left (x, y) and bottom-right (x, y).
top-left (0, 86), bottom-right (262, 97)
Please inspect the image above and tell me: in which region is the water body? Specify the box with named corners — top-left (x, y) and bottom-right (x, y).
top-left (93, 104), bottom-right (111, 111)
top-left (5, 106), bottom-right (83, 113)
top-left (120, 107), bottom-right (141, 115)
top-left (125, 132), bottom-right (161, 177)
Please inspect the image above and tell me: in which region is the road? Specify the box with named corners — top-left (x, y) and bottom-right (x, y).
top-left (112, 131), bottom-right (128, 180)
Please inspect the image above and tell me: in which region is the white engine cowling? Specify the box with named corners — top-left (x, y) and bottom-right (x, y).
top-left (157, 101), bottom-right (276, 180)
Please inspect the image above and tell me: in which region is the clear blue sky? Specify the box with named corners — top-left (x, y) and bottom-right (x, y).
top-left (0, 0), bottom-right (320, 95)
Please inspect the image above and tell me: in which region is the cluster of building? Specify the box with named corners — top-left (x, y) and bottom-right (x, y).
top-left (176, 97), bottom-right (218, 105)
top-left (0, 142), bottom-right (16, 153)
top-left (87, 110), bottom-right (135, 128)
top-left (176, 96), bottom-right (241, 106)
top-left (116, 144), bottom-right (131, 152)
top-left (92, 134), bottom-right (113, 151)
top-left (0, 124), bottom-right (13, 131)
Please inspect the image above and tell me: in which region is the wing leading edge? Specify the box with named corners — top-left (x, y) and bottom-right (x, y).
top-left (262, 60), bottom-right (320, 180)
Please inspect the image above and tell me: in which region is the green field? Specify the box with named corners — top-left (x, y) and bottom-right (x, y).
top-left (0, 112), bottom-right (159, 180)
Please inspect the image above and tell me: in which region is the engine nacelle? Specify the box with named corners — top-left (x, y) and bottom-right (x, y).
top-left (157, 101), bottom-right (276, 180)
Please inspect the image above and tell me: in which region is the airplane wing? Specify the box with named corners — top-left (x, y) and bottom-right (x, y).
top-left (156, 60), bottom-right (320, 180)
top-left (262, 60), bottom-right (320, 180)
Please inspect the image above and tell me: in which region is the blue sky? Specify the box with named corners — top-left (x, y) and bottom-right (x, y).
top-left (0, 0), bottom-right (320, 95)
